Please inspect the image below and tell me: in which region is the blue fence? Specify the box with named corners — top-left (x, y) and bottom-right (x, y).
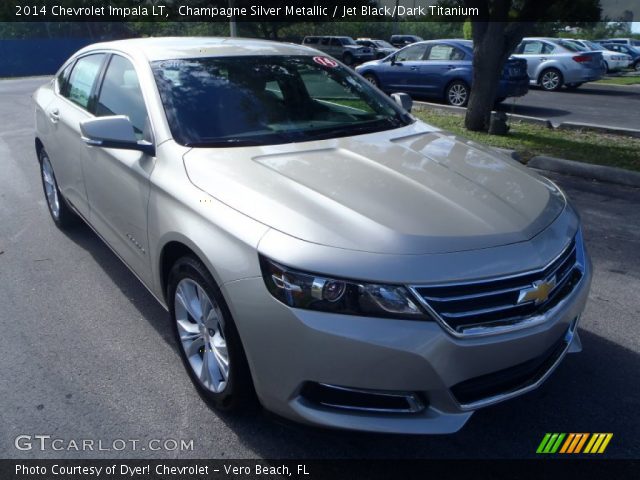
top-left (0, 38), bottom-right (95, 77)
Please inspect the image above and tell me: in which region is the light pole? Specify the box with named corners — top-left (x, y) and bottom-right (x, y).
top-left (229, 0), bottom-right (238, 37)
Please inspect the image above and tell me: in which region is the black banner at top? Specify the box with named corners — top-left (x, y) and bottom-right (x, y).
top-left (1, 0), bottom-right (637, 23)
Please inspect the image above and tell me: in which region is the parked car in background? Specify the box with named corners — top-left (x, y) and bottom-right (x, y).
top-left (34, 36), bottom-right (591, 434)
top-left (356, 39), bottom-right (528, 106)
top-left (599, 38), bottom-right (640, 48)
top-left (390, 35), bottom-right (423, 48)
top-left (602, 43), bottom-right (640, 71)
top-left (356, 38), bottom-right (398, 59)
top-left (512, 38), bottom-right (604, 91)
top-left (302, 36), bottom-right (375, 65)
top-left (565, 39), bottom-right (631, 72)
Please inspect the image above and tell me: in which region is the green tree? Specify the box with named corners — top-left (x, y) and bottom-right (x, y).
top-left (463, 19), bottom-right (473, 39)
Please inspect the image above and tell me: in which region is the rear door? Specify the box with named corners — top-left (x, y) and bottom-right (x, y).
top-left (421, 43), bottom-right (469, 96)
top-left (46, 53), bottom-right (107, 218)
top-left (83, 53), bottom-right (155, 283)
top-left (514, 40), bottom-right (549, 79)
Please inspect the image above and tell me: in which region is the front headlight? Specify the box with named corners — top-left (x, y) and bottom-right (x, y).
top-left (259, 255), bottom-right (430, 320)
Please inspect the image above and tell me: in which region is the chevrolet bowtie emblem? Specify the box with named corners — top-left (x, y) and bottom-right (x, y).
top-left (518, 277), bottom-right (557, 305)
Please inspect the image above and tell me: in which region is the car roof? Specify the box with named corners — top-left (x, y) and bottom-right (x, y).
top-left (74, 37), bottom-right (316, 62)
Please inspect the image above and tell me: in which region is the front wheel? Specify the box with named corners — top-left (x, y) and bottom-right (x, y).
top-left (634, 61), bottom-right (640, 72)
top-left (39, 148), bottom-right (77, 229)
top-left (342, 52), bottom-right (354, 66)
top-left (539, 68), bottom-right (563, 91)
top-left (168, 256), bottom-right (254, 411)
top-left (445, 80), bottom-right (469, 107)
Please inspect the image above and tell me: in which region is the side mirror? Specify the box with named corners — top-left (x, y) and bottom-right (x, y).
top-left (391, 92), bottom-right (413, 113)
top-left (80, 116), bottom-right (155, 156)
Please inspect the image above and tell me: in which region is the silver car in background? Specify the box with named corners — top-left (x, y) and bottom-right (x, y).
top-left (513, 37), bottom-right (605, 90)
top-left (566, 39), bottom-right (631, 72)
top-left (33, 38), bottom-right (591, 434)
top-left (302, 36), bottom-right (375, 65)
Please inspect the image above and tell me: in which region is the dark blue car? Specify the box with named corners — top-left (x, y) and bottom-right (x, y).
top-left (355, 39), bottom-right (529, 106)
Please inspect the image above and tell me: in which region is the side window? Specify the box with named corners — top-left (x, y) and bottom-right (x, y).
top-left (331, 38), bottom-right (342, 46)
top-left (303, 37), bottom-right (318, 45)
top-left (320, 37), bottom-right (331, 46)
top-left (64, 54), bottom-right (105, 110)
top-left (426, 44), bottom-right (464, 61)
top-left (522, 41), bottom-right (543, 55)
top-left (542, 43), bottom-right (556, 54)
top-left (396, 44), bottom-right (428, 62)
top-left (96, 55), bottom-right (149, 140)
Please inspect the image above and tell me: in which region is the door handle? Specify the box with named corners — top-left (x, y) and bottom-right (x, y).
top-left (447, 65), bottom-right (455, 70)
top-left (410, 66), bottom-right (419, 71)
top-left (539, 57), bottom-right (547, 61)
top-left (48, 109), bottom-right (60, 123)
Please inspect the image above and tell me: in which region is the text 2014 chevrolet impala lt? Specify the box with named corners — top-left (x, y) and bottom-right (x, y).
top-left (33, 38), bottom-right (591, 434)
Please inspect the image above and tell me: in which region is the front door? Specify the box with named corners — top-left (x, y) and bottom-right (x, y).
top-left (83, 54), bottom-right (155, 284)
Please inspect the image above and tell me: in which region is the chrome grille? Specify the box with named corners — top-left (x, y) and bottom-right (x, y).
top-left (411, 237), bottom-right (583, 337)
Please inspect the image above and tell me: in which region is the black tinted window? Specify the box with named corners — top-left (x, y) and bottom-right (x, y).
top-left (96, 55), bottom-right (149, 140)
top-left (57, 62), bottom-right (74, 96)
top-left (65, 54), bottom-right (105, 110)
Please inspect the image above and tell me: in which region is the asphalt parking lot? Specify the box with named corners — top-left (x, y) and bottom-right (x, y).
top-left (499, 82), bottom-right (640, 129)
top-left (0, 77), bottom-right (638, 459)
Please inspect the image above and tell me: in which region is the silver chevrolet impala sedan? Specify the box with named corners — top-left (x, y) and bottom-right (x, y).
top-left (33, 38), bottom-right (592, 434)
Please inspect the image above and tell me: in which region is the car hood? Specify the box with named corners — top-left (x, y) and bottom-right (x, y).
top-left (183, 123), bottom-right (565, 254)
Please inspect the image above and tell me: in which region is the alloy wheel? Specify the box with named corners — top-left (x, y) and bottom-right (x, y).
top-left (448, 83), bottom-right (468, 106)
top-left (541, 71), bottom-right (561, 90)
top-left (41, 154), bottom-right (60, 219)
top-left (174, 278), bottom-right (229, 393)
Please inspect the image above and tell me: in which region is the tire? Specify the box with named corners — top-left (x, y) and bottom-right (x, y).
top-left (38, 148), bottom-right (77, 229)
top-left (445, 80), bottom-right (469, 107)
top-left (168, 256), bottom-right (254, 412)
top-left (604, 61), bottom-right (610, 73)
top-left (363, 73), bottom-right (379, 88)
top-left (634, 61), bottom-right (640, 72)
top-left (342, 52), bottom-right (354, 66)
top-left (565, 83), bottom-right (583, 90)
top-left (538, 68), bottom-right (563, 91)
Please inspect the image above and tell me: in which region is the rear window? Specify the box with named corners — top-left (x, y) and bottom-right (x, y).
top-left (556, 40), bottom-right (582, 52)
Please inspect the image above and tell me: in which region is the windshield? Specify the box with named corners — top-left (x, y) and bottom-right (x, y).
top-left (374, 40), bottom-right (394, 49)
top-left (340, 37), bottom-right (356, 45)
top-left (151, 56), bottom-right (411, 147)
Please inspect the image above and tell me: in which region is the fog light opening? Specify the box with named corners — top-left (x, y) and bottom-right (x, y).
top-left (300, 382), bottom-right (426, 414)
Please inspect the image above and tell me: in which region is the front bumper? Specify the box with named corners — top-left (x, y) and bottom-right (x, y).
top-left (222, 252), bottom-right (592, 434)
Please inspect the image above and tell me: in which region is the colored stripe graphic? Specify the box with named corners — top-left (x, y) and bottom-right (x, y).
top-left (536, 433), bottom-right (552, 453)
top-left (574, 433), bottom-right (589, 453)
top-left (537, 433), bottom-right (613, 454)
top-left (597, 434), bottom-right (613, 453)
top-left (559, 433), bottom-right (575, 453)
